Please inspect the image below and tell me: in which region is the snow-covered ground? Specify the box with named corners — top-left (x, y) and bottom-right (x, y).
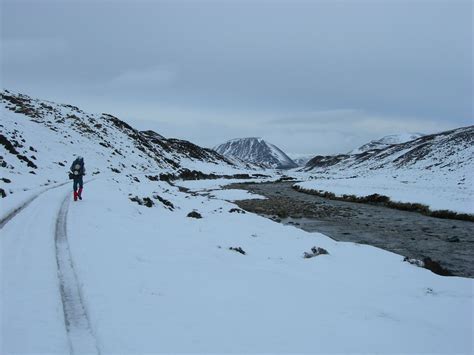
top-left (295, 173), bottom-right (474, 215)
top-left (2, 176), bottom-right (473, 353)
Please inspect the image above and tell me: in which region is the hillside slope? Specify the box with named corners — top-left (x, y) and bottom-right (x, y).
top-left (304, 126), bottom-right (473, 181)
top-left (0, 90), bottom-right (258, 197)
top-left (297, 126), bottom-right (474, 213)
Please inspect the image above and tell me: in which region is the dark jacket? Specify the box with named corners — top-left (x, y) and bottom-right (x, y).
top-left (70, 157), bottom-right (85, 178)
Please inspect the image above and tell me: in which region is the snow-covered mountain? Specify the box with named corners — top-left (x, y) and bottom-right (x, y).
top-left (298, 126), bottom-right (474, 213)
top-left (304, 127), bottom-right (472, 178)
top-left (348, 133), bottom-right (425, 155)
top-left (0, 90), bottom-right (258, 196)
top-left (214, 138), bottom-right (297, 169)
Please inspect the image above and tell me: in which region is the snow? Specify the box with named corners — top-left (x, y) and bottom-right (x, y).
top-left (177, 178), bottom-right (269, 201)
top-left (2, 176), bottom-right (473, 353)
top-left (1, 185), bottom-right (72, 353)
top-left (295, 175), bottom-right (474, 214)
top-left (1, 91), bottom-right (473, 353)
top-left (348, 132), bottom-right (425, 154)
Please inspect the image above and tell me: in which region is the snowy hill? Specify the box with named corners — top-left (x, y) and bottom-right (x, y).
top-left (214, 137), bottom-right (297, 169)
top-left (0, 90), bottom-right (259, 197)
top-left (304, 127), bottom-right (473, 178)
top-left (297, 126), bottom-right (474, 213)
top-left (348, 133), bottom-right (425, 155)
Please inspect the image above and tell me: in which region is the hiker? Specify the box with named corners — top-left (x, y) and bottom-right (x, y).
top-left (70, 156), bottom-right (85, 201)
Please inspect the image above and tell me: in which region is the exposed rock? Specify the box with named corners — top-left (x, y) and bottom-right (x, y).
top-left (129, 196), bottom-right (154, 208)
top-left (187, 211), bottom-right (202, 219)
top-left (229, 246), bottom-right (246, 255)
top-left (153, 194), bottom-right (175, 210)
top-left (403, 257), bottom-right (425, 268)
top-left (142, 197), bottom-right (154, 208)
top-left (229, 208), bottom-right (245, 214)
top-left (303, 247), bottom-right (329, 259)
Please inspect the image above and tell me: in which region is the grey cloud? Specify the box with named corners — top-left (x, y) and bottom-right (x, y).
top-left (1, 0), bottom-right (472, 155)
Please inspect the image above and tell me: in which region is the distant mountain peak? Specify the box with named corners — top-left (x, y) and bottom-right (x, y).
top-left (349, 132), bottom-right (425, 155)
top-left (286, 153), bottom-right (315, 167)
top-left (214, 137), bottom-right (297, 169)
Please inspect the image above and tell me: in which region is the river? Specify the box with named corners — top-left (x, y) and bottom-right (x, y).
top-left (227, 181), bottom-right (474, 278)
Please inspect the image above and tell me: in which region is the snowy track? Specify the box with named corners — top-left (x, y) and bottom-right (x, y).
top-left (1, 182), bottom-right (100, 353)
top-left (55, 194), bottom-right (100, 354)
top-left (0, 181), bottom-right (69, 229)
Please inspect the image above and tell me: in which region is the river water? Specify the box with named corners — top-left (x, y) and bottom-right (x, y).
top-left (228, 181), bottom-right (474, 278)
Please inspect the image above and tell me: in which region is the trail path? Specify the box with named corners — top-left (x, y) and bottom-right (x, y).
top-left (55, 194), bottom-right (100, 354)
top-left (0, 181), bottom-right (69, 229)
top-left (1, 183), bottom-right (99, 354)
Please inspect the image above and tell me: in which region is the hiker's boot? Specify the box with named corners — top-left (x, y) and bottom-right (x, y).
top-left (73, 191), bottom-right (78, 201)
top-left (78, 187), bottom-right (83, 200)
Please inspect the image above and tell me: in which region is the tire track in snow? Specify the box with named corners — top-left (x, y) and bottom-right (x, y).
top-left (0, 181), bottom-right (70, 229)
top-left (55, 193), bottom-right (100, 354)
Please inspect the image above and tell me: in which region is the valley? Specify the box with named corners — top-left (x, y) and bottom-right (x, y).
top-left (1, 90), bottom-right (473, 353)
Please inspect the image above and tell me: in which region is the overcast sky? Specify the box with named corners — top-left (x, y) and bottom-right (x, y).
top-left (2, 0), bottom-right (472, 154)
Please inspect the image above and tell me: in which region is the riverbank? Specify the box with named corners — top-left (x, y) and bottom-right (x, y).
top-left (227, 181), bottom-right (474, 278)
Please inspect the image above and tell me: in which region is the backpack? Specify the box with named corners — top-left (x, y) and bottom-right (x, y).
top-left (70, 158), bottom-right (85, 177)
